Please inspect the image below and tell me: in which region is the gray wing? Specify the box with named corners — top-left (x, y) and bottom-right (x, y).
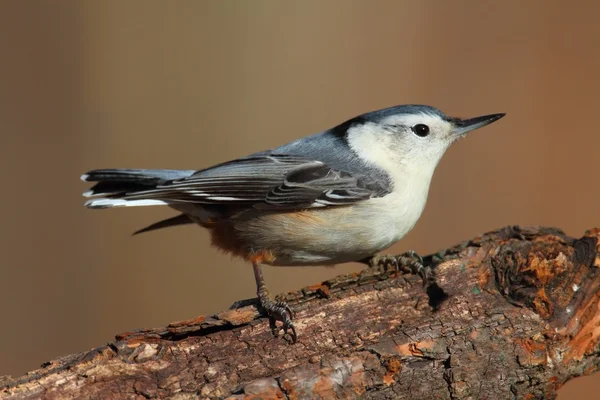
top-left (125, 154), bottom-right (375, 208)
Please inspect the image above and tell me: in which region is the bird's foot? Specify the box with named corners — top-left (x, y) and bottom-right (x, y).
top-left (252, 261), bottom-right (297, 343)
top-left (257, 289), bottom-right (297, 343)
top-left (366, 251), bottom-right (434, 287)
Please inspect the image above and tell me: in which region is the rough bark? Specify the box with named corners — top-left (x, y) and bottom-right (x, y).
top-left (2, 226), bottom-right (600, 400)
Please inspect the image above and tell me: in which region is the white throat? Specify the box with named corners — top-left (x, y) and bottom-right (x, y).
top-left (346, 122), bottom-right (443, 192)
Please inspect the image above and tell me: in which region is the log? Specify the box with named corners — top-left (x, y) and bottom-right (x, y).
top-left (1, 226), bottom-right (599, 399)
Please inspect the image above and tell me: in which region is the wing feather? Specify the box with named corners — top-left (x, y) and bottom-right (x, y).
top-left (121, 155), bottom-right (376, 208)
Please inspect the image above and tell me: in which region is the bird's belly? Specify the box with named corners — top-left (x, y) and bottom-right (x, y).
top-left (220, 196), bottom-right (424, 266)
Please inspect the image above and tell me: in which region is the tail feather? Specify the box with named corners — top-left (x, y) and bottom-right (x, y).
top-left (82, 169), bottom-right (200, 233)
top-left (81, 169), bottom-right (194, 183)
top-left (133, 214), bottom-right (193, 235)
top-left (84, 198), bottom-right (169, 209)
top-left (81, 168), bottom-right (195, 208)
top-left (83, 181), bottom-right (160, 198)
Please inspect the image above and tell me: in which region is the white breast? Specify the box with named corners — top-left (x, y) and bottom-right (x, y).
top-left (360, 174), bottom-right (431, 246)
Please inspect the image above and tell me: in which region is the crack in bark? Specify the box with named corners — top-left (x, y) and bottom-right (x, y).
top-left (442, 352), bottom-right (455, 400)
top-left (274, 376), bottom-right (290, 400)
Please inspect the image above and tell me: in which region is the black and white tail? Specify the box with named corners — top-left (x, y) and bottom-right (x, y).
top-left (81, 168), bottom-right (194, 209)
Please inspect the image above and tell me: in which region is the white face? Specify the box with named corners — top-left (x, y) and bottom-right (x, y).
top-left (346, 112), bottom-right (458, 181)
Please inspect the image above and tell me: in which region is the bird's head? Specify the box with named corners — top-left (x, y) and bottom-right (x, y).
top-left (342, 105), bottom-right (505, 179)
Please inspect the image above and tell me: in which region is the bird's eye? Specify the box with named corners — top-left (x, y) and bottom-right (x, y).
top-left (412, 124), bottom-right (430, 137)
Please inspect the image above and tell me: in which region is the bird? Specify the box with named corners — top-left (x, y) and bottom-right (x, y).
top-left (81, 104), bottom-right (505, 342)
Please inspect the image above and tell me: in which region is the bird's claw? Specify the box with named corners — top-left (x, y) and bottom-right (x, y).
top-left (369, 251), bottom-right (434, 287)
top-left (262, 298), bottom-right (297, 343)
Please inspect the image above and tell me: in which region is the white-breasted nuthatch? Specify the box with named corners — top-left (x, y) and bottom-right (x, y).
top-left (82, 104), bottom-right (505, 342)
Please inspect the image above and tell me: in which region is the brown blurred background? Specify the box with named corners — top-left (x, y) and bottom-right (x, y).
top-left (1, 1), bottom-right (599, 396)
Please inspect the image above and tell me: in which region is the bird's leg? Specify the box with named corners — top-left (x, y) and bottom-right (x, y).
top-left (252, 262), bottom-right (297, 343)
top-left (364, 251), bottom-right (434, 287)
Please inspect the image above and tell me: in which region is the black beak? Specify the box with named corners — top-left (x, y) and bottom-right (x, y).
top-left (453, 113), bottom-right (505, 135)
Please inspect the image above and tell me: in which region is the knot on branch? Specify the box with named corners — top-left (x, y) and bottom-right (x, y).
top-left (490, 228), bottom-right (598, 320)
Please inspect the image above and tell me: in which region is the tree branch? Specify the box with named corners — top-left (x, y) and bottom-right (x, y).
top-left (2, 226), bottom-right (600, 399)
